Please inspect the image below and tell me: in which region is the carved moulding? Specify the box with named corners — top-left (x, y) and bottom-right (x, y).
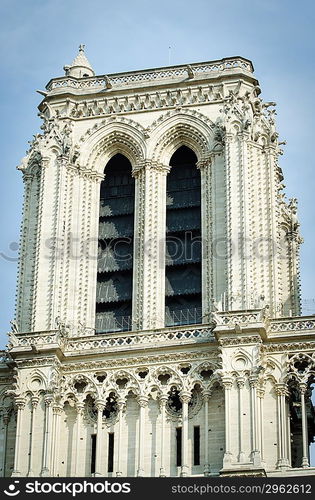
top-left (78, 116), bottom-right (148, 144)
top-left (63, 83), bottom-right (223, 120)
top-left (81, 120), bottom-right (146, 174)
top-left (150, 120), bottom-right (211, 165)
top-left (61, 350), bottom-right (220, 372)
top-left (218, 335), bottom-right (263, 346)
top-left (262, 342), bottom-right (315, 353)
top-left (146, 109), bottom-right (217, 175)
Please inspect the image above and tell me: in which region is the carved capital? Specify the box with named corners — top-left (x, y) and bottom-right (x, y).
top-left (41, 156), bottom-right (50, 168)
top-left (249, 376), bottom-right (259, 389)
top-left (179, 391), bottom-right (191, 404)
top-left (196, 155), bottom-right (212, 170)
top-left (236, 377), bottom-right (245, 389)
top-left (202, 389), bottom-right (212, 401)
top-left (257, 387), bottom-right (265, 399)
top-left (95, 400), bottom-right (105, 413)
top-left (117, 398), bottom-right (126, 412)
top-left (221, 376), bottom-right (234, 390)
top-left (224, 132), bottom-right (234, 143)
top-left (44, 395), bottom-right (54, 407)
top-left (133, 160), bottom-right (170, 177)
top-left (52, 405), bottom-right (63, 416)
top-left (275, 384), bottom-right (287, 397)
top-left (76, 402), bottom-right (85, 415)
top-left (299, 382), bottom-right (307, 395)
top-left (31, 396), bottom-right (40, 409)
top-left (197, 151), bottom-right (221, 170)
top-left (137, 396), bottom-right (148, 408)
top-left (57, 154), bottom-right (70, 168)
top-left (15, 397), bottom-right (26, 410)
top-left (159, 394), bottom-right (169, 407)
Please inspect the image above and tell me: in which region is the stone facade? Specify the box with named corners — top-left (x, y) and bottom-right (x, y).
top-left (0, 47), bottom-right (314, 477)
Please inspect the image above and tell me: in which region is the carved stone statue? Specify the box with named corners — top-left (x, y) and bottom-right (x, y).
top-left (10, 320), bottom-right (19, 334)
top-left (72, 144), bottom-right (80, 164)
top-left (61, 123), bottom-right (72, 156)
top-left (259, 304), bottom-right (270, 321)
top-left (288, 198), bottom-right (300, 232)
top-left (55, 316), bottom-right (71, 338)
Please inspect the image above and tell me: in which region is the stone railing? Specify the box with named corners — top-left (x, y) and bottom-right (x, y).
top-left (67, 324), bottom-right (214, 353)
top-left (6, 324), bottom-right (214, 355)
top-left (270, 316), bottom-right (315, 334)
top-left (46, 57), bottom-right (254, 92)
top-left (4, 314), bottom-right (315, 356)
top-left (9, 330), bottom-right (62, 350)
top-left (217, 309), bottom-right (263, 326)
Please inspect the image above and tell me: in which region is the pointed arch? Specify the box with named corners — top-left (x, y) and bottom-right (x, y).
top-left (81, 121), bottom-right (146, 174)
top-left (148, 110), bottom-right (215, 165)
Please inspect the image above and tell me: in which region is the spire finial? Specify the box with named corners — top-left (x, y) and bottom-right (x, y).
top-left (64, 44), bottom-right (95, 78)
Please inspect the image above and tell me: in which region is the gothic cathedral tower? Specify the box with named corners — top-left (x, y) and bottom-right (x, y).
top-left (0, 47), bottom-right (314, 478)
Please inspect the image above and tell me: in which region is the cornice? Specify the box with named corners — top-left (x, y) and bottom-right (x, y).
top-left (44, 57), bottom-right (255, 96)
top-left (60, 350), bottom-right (219, 373)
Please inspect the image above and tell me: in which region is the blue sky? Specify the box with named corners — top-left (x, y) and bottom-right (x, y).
top-left (0, 0), bottom-right (314, 333)
top-left (0, 0), bottom-right (314, 466)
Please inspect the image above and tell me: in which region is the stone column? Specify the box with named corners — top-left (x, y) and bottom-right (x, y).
top-left (12, 397), bottom-right (26, 477)
top-left (286, 229), bottom-right (302, 316)
top-left (180, 391), bottom-right (191, 477)
top-left (198, 151), bottom-right (226, 317)
top-left (12, 397), bottom-right (25, 477)
top-left (276, 384), bottom-right (288, 469)
top-left (249, 376), bottom-right (261, 466)
top-left (116, 399), bottom-right (125, 477)
top-left (198, 156), bottom-right (213, 318)
top-left (132, 161), bottom-right (169, 330)
top-left (281, 389), bottom-right (289, 466)
top-left (51, 404), bottom-right (62, 476)
top-left (159, 394), bottom-right (168, 477)
top-left (0, 410), bottom-right (10, 477)
top-left (94, 401), bottom-right (105, 476)
top-left (300, 383), bottom-right (310, 468)
top-left (27, 395), bottom-right (39, 476)
top-left (224, 131), bottom-right (246, 311)
top-left (257, 385), bottom-right (265, 464)
top-left (41, 395), bottom-right (53, 476)
top-left (74, 402), bottom-right (85, 477)
top-left (137, 396), bottom-right (148, 477)
top-left (222, 377), bottom-right (233, 467)
top-left (236, 377), bottom-right (245, 463)
top-left (202, 390), bottom-right (211, 475)
top-left (286, 400), bottom-right (292, 467)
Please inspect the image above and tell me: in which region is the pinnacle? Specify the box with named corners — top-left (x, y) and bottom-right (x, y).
top-left (64, 44), bottom-right (95, 77)
top-left (70, 44), bottom-right (93, 70)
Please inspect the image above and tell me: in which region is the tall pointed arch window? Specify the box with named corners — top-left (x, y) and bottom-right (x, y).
top-left (165, 146), bottom-right (202, 326)
top-left (95, 154), bottom-right (134, 333)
